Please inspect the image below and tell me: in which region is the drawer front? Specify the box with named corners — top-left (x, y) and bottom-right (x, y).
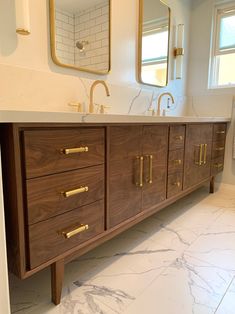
top-left (213, 123), bottom-right (227, 142)
top-left (23, 128), bottom-right (105, 178)
top-left (26, 165), bottom-right (104, 224)
top-left (211, 156), bottom-right (224, 176)
top-left (28, 200), bottom-right (104, 269)
top-left (212, 140), bottom-right (226, 159)
top-left (169, 125), bottom-right (185, 151)
top-left (168, 149), bottom-right (184, 174)
top-left (167, 173), bottom-right (183, 198)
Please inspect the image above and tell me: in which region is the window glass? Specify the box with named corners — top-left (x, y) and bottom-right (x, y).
top-left (142, 30), bottom-right (168, 63)
top-left (219, 14), bottom-right (235, 50)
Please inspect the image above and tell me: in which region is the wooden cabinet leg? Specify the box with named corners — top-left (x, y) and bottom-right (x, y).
top-left (210, 176), bottom-right (215, 194)
top-left (51, 259), bottom-right (64, 305)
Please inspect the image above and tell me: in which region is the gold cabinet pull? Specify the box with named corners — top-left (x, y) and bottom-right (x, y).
top-left (61, 147), bottom-right (89, 155)
top-left (173, 182), bottom-right (181, 187)
top-left (214, 163), bottom-right (223, 169)
top-left (145, 155), bottom-right (153, 184)
top-left (61, 224), bottom-right (89, 239)
top-left (203, 144), bottom-right (207, 165)
top-left (136, 156), bottom-right (144, 187)
top-left (215, 147), bottom-right (225, 151)
top-left (62, 186), bottom-right (89, 198)
top-left (175, 135), bottom-right (183, 141)
top-left (195, 144), bottom-right (203, 166)
top-left (174, 159), bottom-right (182, 165)
top-left (216, 130), bottom-right (225, 134)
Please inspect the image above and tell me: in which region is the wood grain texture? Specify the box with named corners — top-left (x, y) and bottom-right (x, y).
top-left (51, 259), bottom-right (64, 305)
top-left (167, 172), bottom-right (183, 199)
top-left (212, 140), bottom-right (226, 159)
top-left (26, 165), bottom-right (104, 224)
top-left (211, 156), bottom-right (225, 176)
top-left (169, 125), bottom-right (185, 151)
top-left (28, 200), bottom-right (104, 269)
top-left (213, 123), bottom-right (227, 142)
top-left (168, 149), bottom-right (184, 175)
top-left (108, 126), bottom-right (142, 228)
top-left (142, 126), bottom-right (168, 210)
top-left (23, 128), bottom-right (105, 179)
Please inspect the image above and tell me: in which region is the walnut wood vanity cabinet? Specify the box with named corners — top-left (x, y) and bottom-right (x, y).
top-left (0, 122), bottom-right (227, 305)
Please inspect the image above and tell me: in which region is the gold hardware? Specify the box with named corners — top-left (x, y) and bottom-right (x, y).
top-left (175, 135), bottom-right (183, 141)
top-left (61, 224), bottom-right (89, 239)
top-left (16, 28), bottom-right (30, 35)
top-left (216, 130), bottom-right (225, 134)
top-left (89, 80), bottom-right (110, 114)
top-left (157, 92), bottom-right (175, 116)
top-left (173, 182), bottom-right (181, 187)
top-left (174, 159), bottom-right (182, 165)
top-left (203, 144), bottom-right (207, 165)
top-left (61, 147), bottom-right (88, 155)
top-left (145, 155), bottom-right (153, 184)
top-left (195, 144), bottom-right (204, 166)
top-left (215, 147), bottom-right (225, 151)
top-left (68, 102), bottom-right (83, 113)
top-left (136, 156), bottom-right (144, 187)
top-left (62, 186), bottom-right (89, 198)
top-left (214, 163), bottom-right (223, 169)
top-left (174, 48), bottom-right (184, 57)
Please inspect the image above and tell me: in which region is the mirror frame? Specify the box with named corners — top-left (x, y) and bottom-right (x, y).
top-left (49, 0), bottom-right (111, 75)
top-left (137, 0), bottom-right (171, 87)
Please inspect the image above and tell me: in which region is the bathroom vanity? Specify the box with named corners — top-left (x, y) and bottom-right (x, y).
top-left (0, 113), bottom-right (228, 305)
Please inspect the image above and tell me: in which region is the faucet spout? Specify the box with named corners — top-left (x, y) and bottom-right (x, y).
top-left (89, 80), bottom-right (110, 114)
top-left (157, 92), bottom-right (175, 116)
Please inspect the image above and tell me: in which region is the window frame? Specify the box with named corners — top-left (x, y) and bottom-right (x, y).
top-left (209, 2), bottom-right (235, 89)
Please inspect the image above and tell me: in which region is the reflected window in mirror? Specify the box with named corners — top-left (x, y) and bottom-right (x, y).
top-left (49, 0), bottom-right (111, 74)
top-left (138, 0), bottom-right (171, 87)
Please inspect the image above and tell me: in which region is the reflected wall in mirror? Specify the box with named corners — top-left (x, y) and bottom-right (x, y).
top-left (138, 0), bottom-right (171, 87)
top-left (49, 0), bottom-right (111, 74)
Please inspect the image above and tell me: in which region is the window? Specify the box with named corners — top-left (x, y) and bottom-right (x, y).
top-left (209, 4), bottom-right (235, 88)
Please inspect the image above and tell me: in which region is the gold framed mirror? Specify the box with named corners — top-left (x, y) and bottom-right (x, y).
top-left (49, 0), bottom-right (111, 74)
top-left (138, 0), bottom-right (171, 87)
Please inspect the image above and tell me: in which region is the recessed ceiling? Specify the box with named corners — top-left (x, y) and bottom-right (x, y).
top-left (56, 0), bottom-right (106, 13)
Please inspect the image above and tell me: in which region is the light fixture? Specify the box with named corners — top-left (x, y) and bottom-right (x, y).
top-left (15, 0), bottom-right (31, 35)
top-left (174, 24), bottom-right (184, 79)
top-left (76, 41), bottom-right (89, 53)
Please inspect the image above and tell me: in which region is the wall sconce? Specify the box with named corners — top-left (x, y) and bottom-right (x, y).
top-left (15, 0), bottom-right (31, 35)
top-left (76, 41), bottom-right (89, 53)
top-left (174, 24), bottom-right (184, 79)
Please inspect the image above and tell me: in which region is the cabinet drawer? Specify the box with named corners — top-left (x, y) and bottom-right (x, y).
top-left (168, 150), bottom-right (184, 174)
top-left (28, 200), bottom-right (104, 269)
top-left (167, 173), bottom-right (183, 198)
top-left (169, 125), bottom-right (185, 150)
top-left (23, 128), bottom-right (105, 178)
top-left (212, 140), bottom-right (226, 159)
top-left (26, 165), bottom-right (104, 224)
top-left (213, 124), bottom-right (227, 142)
top-left (211, 156), bottom-right (224, 176)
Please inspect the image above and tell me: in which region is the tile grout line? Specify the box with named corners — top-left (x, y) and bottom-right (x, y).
top-left (214, 275), bottom-right (235, 313)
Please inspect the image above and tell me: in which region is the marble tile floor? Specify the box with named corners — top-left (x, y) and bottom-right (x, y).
top-left (9, 183), bottom-right (235, 314)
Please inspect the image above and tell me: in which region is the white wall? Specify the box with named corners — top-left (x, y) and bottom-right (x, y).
top-left (187, 0), bottom-right (235, 185)
top-left (0, 0), bottom-right (192, 115)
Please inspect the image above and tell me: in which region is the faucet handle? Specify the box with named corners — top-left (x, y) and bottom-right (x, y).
top-left (68, 102), bottom-right (83, 113)
top-left (100, 105), bottom-right (111, 114)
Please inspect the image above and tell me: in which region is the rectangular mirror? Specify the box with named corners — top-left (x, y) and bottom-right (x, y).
top-left (49, 0), bottom-right (111, 74)
top-left (138, 0), bottom-right (171, 87)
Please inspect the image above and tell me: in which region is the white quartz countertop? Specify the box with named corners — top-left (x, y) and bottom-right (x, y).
top-left (0, 110), bottom-right (231, 123)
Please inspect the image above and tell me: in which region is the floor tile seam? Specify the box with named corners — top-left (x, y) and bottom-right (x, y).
top-left (214, 275), bottom-right (235, 313)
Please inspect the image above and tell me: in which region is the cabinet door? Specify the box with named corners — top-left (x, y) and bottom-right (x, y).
top-left (142, 126), bottom-right (168, 210)
top-left (108, 126), bottom-right (142, 228)
top-left (184, 124), bottom-right (213, 189)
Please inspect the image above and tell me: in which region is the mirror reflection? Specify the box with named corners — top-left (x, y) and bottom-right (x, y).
top-left (138, 0), bottom-right (170, 87)
top-left (50, 0), bottom-right (110, 74)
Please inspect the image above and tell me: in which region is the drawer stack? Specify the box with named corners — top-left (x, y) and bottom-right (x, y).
top-left (22, 128), bottom-right (105, 269)
top-left (167, 125), bottom-right (185, 198)
top-left (211, 123), bottom-right (227, 176)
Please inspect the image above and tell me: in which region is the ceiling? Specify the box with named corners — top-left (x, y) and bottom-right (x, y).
top-left (56, 0), bottom-right (106, 13)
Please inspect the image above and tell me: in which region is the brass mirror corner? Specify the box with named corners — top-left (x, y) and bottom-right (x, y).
top-left (49, 0), bottom-right (111, 75)
top-left (138, 0), bottom-right (171, 87)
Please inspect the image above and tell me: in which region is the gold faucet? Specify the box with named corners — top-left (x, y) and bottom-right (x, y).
top-left (157, 92), bottom-right (175, 116)
top-left (89, 80), bottom-right (110, 114)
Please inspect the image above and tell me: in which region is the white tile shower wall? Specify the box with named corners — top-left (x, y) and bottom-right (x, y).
top-left (55, 9), bottom-right (75, 65)
top-left (74, 0), bottom-right (109, 72)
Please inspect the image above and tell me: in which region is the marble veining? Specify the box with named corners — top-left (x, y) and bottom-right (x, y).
top-left (9, 184), bottom-right (235, 314)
